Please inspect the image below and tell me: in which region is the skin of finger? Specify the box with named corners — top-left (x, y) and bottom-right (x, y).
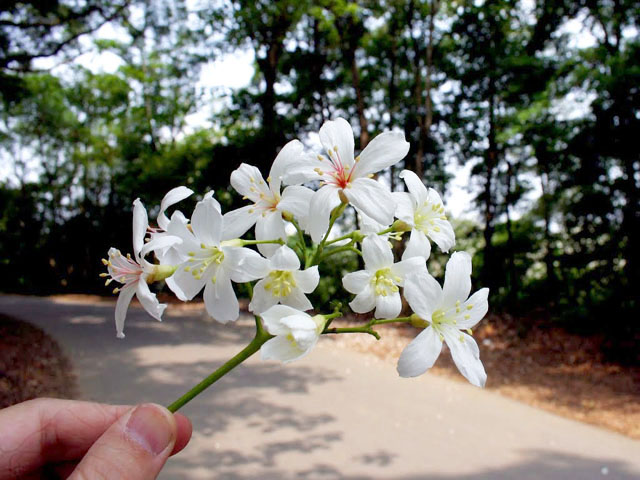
top-left (0, 399), bottom-right (192, 480)
top-left (0, 399), bottom-right (131, 479)
top-left (172, 413), bottom-right (193, 455)
top-left (68, 403), bottom-right (178, 480)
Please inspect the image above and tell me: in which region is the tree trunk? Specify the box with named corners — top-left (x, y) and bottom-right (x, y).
top-left (505, 158), bottom-right (517, 306)
top-left (539, 160), bottom-right (557, 295)
top-left (482, 91), bottom-right (498, 289)
top-left (349, 51), bottom-right (369, 148)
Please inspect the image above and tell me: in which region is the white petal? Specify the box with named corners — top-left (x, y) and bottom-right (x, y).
top-left (226, 247), bottom-right (270, 282)
top-left (400, 169), bottom-right (428, 205)
top-left (457, 288), bottom-right (489, 329)
top-left (357, 210), bottom-right (389, 235)
top-left (441, 251), bottom-right (472, 309)
top-left (261, 335), bottom-right (310, 363)
top-left (255, 211), bottom-right (287, 257)
top-left (280, 152), bottom-right (325, 185)
top-left (158, 186), bottom-right (193, 230)
top-left (278, 185), bottom-right (314, 226)
top-left (132, 198), bottom-right (148, 258)
top-left (349, 285), bottom-right (376, 313)
top-left (397, 327), bottom-right (443, 377)
top-left (280, 313), bottom-right (317, 332)
top-left (429, 218), bottom-right (456, 253)
top-left (289, 327), bottom-right (319, 350)
top-left (248, 279), bottom-right (278, 314)
top-left (140, 234), bottom-right (182, 258)
top-left (136, 280), bottom-right (166, 321)
top-left (261, 305), bottom-right (310, 335)
top-left (169, 262), bottom-right (207, 300)
top-left (342, 270), bottom-right (371, 294)
top-left (390, 256), bottom-right (426, 286)
top-left (294, 266), bottom-right (319, 293)
top-left (222, 205), bottom-right (260, 240)
top-left (230, 163), bottom-right (269, 202)
top-left (362, 234), bottom-right (393, 271)
top-left (353, 131), bottom-right (409, 178)
top-left (202, 191), bottom-right (222, 210)
top-left (344, 177), bottom-right (394, 226)
top-left (374, 291), bottom-right (402, 319)
top-left (442, 327), bottom-right (486, 387)
top-left (319, 118), bottom-right (355, 169)
top-left (203, 274), bottom-right (239, 323)
top-left (114, 284), bottom-right (137, 338)
top-left (166, 275), bottom-right (188, 301)
top-left (403, 270), bottom-right (442, 319)
top-left (402, 229), bottom-right (432, 261)
top-left (309, 185), bottom-right (341, 243)
top-left (426, 187), bottom-right (445, 208)
top-left (268, 245), bottom-right (300, 270)
top-left (192, 197), bottom-right (222, 246)
top-left (392, 192), bottom-right (415, 225)
top-left (281, 287), bottom-right (313, 311)
top-left (164, 213), bottom-right (200, 253)
top-left (269, 139), bottom-right (305, 192)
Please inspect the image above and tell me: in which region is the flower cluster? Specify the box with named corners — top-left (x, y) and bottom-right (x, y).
top-left (102, 117), bottom-right (490, 392)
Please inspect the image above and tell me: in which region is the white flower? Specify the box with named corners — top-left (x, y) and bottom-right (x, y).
top-left (167, 196), bottom-right (269, 323)
top-left (103, 199), bottom-right (182, 338)
top-left (279, 118), bottom-right (409, 242)
top-left (225, 140), bottom-right (314, 256)
top-left (153, 186), bottom-right (193, 265)
top-left (249, 245), bottom-right (319, 314)
top-left (260, 305), bottom-right (326, 363)
top-left (342, 235), bottom-right (425, 319)
top-left (393, 169), bottom-right (455, 260)
top-left (397, 252), bottom-right (489, 387)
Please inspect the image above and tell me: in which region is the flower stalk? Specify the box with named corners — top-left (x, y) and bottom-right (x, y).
top-left (167, 322), bottom-right (273, 413)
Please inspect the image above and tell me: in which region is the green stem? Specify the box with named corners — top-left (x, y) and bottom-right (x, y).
top-left (308, 203), bottom-right (347, 267)
top-left (371, 316), bottom-right (412, 325)
top-left (290, 218), bottom-right (308, 264)
top-left (323, 325), bottom-right (381, 340)
top-left (322, 316), bottom-right (413, 341)
top-left (319, 244), bottom-right (361, 261)
top-left (245, 282), bottom-right (253, 298)
top-left (241, 239), bottom-right (284, 246)
top-left (166, 327), bottom-right (273, 413)
top-left (326, 232), bottom-right (355, 246)
top-left (377, 226), bottom-right (394, 236)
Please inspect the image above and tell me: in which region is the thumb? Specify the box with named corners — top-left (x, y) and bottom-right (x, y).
top-left (69, 404), bottom-right (177, 480)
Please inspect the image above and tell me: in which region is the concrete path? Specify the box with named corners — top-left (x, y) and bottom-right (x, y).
top-left (1, 294), bottom-right (639, 479)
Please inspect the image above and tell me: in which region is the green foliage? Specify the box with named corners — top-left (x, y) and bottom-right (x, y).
top-left (0, 0), bottom-right (638, 362)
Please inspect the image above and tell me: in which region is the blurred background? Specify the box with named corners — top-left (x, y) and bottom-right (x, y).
top-left (0, 0), bottom-right (638, 368)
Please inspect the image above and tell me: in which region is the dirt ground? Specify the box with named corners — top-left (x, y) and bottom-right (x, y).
top-left (2, 295), bottom-right (639, 441)
top-left (0, 314), bottom-right (77, 408)
top-left (327, 312), bottom-right (640, 440)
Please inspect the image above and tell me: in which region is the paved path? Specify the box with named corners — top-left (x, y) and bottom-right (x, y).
top-left (1, 294), bottom-right (639, 479)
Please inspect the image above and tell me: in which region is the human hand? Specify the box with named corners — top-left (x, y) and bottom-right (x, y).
top-left (0, 398), bottom-right (192, 479)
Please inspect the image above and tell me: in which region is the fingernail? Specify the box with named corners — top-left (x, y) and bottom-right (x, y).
top-left (125, 404), bottom-right (173, 456)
